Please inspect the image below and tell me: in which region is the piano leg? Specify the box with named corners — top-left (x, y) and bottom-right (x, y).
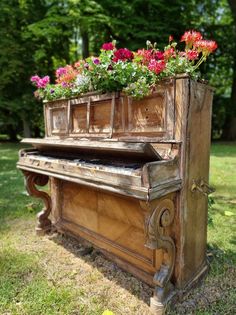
top-left (140, 198), bottom-right (176, 314)
top-left (23, 171), bottom-right (52, 236)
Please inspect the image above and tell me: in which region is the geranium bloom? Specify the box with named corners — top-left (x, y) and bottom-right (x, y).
top-left (181, 30), bottom-right (203, 47)
top-left (148, 59), bottom-right (166, 74)
top-left (193, 40), bottom-right (218, 56)
top-left (56, 67), bottom-right (67, 78)
top-left (154, 51), bottom-right (164, 60)
top-left (113, 48), bottom-right (134, 62)
top-left (30, 75), bottom-right (50, 89)
top-left (55, 65), bottom-right (77, 84)
top-left (136, 49), bottom-right (152, 65)
top-left (164, 47), bottom-right (175, 60)
top-left (101, 42), bottom-right (115, 51)
top-left (186, 50), bottom-right (199, 60)
top-left (30, 75), bottom-right (40, 83)
top-left (136, 49), bottom-right (164, 65)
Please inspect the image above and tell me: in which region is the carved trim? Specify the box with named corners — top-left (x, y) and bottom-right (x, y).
top-left (140, 198), bottom-right (176, 310)
top-left (23, 171), bottom-right (51, 235)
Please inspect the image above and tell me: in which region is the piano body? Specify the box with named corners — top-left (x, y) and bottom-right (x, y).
top-left (17, 76), bottom-right (213, 314)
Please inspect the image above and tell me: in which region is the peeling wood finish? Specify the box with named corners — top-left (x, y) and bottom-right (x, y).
top-left (18, 77), bottom-right (213, 314)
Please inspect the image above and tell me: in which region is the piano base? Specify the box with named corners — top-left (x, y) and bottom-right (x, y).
top-left (22, 171), bottom-right (207, 314)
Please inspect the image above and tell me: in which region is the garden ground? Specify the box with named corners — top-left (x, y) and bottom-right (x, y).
top-left (0, 142), bottom-right (235, 315)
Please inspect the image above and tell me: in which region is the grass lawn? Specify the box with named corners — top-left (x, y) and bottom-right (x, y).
top-left (0, 142), bottom-right (235, 315)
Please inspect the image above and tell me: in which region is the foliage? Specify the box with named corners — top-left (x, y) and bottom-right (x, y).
top-left (0, 0), bottom-right (235, 139)
top-left (31, 32), bottom-right (217, 101)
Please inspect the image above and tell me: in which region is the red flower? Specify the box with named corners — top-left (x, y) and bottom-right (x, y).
top-left (136, 49), bottom-right (164, 65)
top-left (101, 42), bottom-right (115, 51)
top-left (181, 30), bottom-right (203, 47)
top-left (148, 59), bottom-right (166, 74)
top-left (186, 50), bottom-right (199, 60)
top-left (193, 40), bottom-right (218, 56)
top-left (136, 49), bottom-right (152, 65)
top-left (164, 47), bottom-right (175, 60)
top-left (113, 48), bottom-right (134, 62)
top-left (169, 35), bottom-right (174, 42)
top-left (154, 51), bottom-right (164, 60)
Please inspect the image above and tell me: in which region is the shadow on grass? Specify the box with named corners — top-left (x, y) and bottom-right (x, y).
top-left (167, 243), bottom-right (236, 315)
top-left (49, 232), bottom-right (153, 306)
top-left (49, 230), bottom-right (236, 314)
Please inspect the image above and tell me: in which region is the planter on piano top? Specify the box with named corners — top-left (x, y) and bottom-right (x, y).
top-left (17, 75), bottom-right (214, 314)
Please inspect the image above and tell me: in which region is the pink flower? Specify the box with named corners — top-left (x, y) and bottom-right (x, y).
top-left (113, 48), bottom-right (134, 62)
top-left (37, 76), bottom-right (50, 88)
top-left (101, 42), bottom-right (115, 51)
top-left (186, 50), bottom-right (199, 60)
top-left (30, 75), bottom-right (40, 83)
top-left (169, 35), bottom-right (174, 42)
top-left (148, 59), bottom-right (166, 74)
top-left (30, 75), bottom-right (50, 89)
top-left (136, 49), bottom-right (152, 65)
top-left (56, 67), bottom-right (67, 78)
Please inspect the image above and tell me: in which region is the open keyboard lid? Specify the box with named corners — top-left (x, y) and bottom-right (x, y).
top-left (21, 138), bottom-right (162, 161)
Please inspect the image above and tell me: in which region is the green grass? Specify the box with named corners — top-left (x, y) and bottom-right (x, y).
top-left (0, 141), bottom-right (235, 315)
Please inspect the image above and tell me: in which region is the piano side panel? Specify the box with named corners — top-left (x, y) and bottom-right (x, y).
top-left (174, 79), bottom-right (213, 288)
top-left (52, 180), bottom-right (163, 277)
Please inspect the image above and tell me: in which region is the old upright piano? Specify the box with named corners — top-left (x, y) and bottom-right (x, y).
top-left (17, 75), bottom-right (214, 314)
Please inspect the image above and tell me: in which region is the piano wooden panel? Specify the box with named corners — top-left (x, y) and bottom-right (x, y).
top-left (44, 80), bottom-right (175, 140)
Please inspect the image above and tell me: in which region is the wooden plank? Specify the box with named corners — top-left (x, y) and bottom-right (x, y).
top-left (86, 97), bottom-right (91, 132)
top-left (21, 138), bottom-right (162, 160)
top-left (109, 93), bottom-right (116, 138)
top-left (174, 78), bottom-right (213, 288)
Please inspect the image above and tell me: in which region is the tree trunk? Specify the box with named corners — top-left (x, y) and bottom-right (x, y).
top-left (81, 28), bottom-right (89, 59)
top-left (222, 0), bottom-right (236, 140)
top-left (8, 127), bottom-right (18, 141)
top-left (22, 116), bottom-right (31, 138)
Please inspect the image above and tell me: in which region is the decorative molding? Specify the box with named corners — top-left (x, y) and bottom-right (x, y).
top-left (140, 198), bottom-right (176, 313)
top-left (23, 171), bottom-right (51, 235)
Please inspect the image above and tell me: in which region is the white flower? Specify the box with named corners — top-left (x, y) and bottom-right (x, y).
top-left (75, 74), bottom-right (90, 87)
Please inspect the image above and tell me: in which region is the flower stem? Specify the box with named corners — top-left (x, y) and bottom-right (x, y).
top-left (192, 55), bottom-right (206, 71)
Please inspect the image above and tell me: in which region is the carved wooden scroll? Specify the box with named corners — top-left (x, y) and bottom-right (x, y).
top-left (140, 198), bottom-right (175, 314)
top-left (23, 171), bottom-right (51, 235)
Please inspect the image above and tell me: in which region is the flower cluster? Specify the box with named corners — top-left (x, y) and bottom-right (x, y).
top-left (31, 31), bottom-right (217, 101)
top-left (31, 75), bottom-right (50, 89)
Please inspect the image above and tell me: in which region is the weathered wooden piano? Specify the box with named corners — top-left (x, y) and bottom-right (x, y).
top-left (17, 75), bottom-right (214, 314)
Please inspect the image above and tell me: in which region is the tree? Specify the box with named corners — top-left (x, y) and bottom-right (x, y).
top-left (222, 0), bottom-right (236, 139)
top-left (0, 0), bottom-right (73, 139)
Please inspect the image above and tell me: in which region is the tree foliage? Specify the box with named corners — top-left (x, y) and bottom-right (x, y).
top-left (0, 0), bottom-right (235, 139)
